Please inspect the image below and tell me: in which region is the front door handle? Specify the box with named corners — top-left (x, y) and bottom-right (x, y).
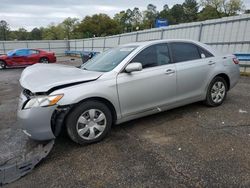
top-left (208, 61), bottom-right (215, 65)
top-left (165, 69), bottom-right (175, 75)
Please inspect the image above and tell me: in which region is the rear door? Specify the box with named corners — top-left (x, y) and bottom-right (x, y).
top-left (117, 43), bottom-right (177, 117)
top-left (27, 49), bottom-right (40, 64)
top-left (169, 42), bottom-right (215, 101)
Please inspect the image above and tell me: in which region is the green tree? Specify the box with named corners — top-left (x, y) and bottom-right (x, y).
top-left (114, 10), bottom-right (128, 32)
top-left (198, 5), bottom-right (221, 20)
top-left (131, 7), bottom-right (143, 30)
top-left (0, 20), bottom-right (9, 40)
top-left (183, 0), bottom-right (199, 22)
top-left (62, 17), bottom-right (79, 39)
top-left (143, 4), bottom-right (158, 28)
top-left (159, 4), bottom-right (175, 24)
top-left (201, 0), bottom-right (244, 16)
top-left (224, 0), bottom-right (244, 15)
top-left (29, 28), bottom-right (42, 40)
top-left (15, 28), bottom-right (29, 40)
top-left (78, 14), bottom-right (120, 38)
top-left (170, 4), bottom-right (186, 24)
top-left (42, 24), bottom-right (64, 40)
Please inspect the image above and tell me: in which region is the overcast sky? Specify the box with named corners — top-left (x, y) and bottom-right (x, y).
top-left (0, 0), bottom-right (250, 31)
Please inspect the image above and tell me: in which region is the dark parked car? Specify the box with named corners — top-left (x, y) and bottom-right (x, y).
top-left (0, 48), bottom-right (56, 69)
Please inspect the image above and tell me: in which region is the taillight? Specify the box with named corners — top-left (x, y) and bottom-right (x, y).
top-left (233, 57), bottom-right (239, 64)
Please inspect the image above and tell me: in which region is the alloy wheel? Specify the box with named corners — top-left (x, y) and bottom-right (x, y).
top-left (211, 81), bottom-right (226, 103)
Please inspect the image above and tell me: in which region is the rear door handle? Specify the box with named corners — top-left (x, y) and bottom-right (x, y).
top-left (208, 61), bottom-right (215, 65)
top-left (165, 69), bottom-right (175, 75)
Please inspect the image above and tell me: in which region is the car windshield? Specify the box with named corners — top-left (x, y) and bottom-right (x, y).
top-left (81, 46), bottom-right (137, 72)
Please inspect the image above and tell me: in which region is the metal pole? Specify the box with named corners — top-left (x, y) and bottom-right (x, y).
top-left (66, 39), bottom-right (70, 51)
top-left (103, 37), bottom-right (106, 51)
top-left (26, 41), bottom-right (29, 48)
top-left (2, 42), bottom-right (6, 54)
top-left (161, 29), bottom-right (164, 39)
top-left (136, 32), bottom-right (139, 42)
top-left (118, 34), bottom-right (121, 45)
top-left (91, 38), bottom-right (94, 51)
top-left (198, 23), bottom-right (203, 42)
top-left (48, 41), bottom-right (51, 51)
top-left (82, 39), bottom-right (84, 51)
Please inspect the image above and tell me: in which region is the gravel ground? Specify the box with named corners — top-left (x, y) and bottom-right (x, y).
top-left (0, 58), bottom-right (250, 187)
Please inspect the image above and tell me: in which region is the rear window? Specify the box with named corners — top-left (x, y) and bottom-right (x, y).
top-left (170, 42), bottom-right (201, 63)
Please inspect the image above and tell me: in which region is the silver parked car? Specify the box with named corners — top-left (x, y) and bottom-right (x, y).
top-left (18, 39), bottom-right (240, 144)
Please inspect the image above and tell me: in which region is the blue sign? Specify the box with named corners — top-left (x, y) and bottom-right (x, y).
top-left (155, 19), bottom-right (168, 28)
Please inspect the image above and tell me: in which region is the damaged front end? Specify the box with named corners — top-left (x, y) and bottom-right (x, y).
top-left (50, 105), bottom-right (73, 137)
top-left (18, 88), bottom-right (73, 141)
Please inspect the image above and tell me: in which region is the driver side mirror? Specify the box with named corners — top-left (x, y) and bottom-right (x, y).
top-left (125, 62), bottom-right (142, 73)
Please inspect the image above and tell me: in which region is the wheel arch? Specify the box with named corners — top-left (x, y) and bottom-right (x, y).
top-left (0, 59), bottom-right (7, 65)
top-left (214, 73), bottom-right (230, 90)
top-left (76, 97), bottom-right (118, 123)
top-left (51, 96), bottom-right (118, 137)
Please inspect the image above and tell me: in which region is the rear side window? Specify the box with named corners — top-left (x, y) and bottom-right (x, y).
top-left (198, 47), bottom-right (213, 58)
top-left (132, 43), bottom-right (171, 69)
top-left (170, 42), bottom-right (201, 63)
top-left (28, 50), bottom-right (39, 55)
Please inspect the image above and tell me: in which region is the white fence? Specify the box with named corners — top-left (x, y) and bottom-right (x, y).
top-left (1, 14), bottom-right (250, 55)
top-left (0, 40), bottom-right (68, 55)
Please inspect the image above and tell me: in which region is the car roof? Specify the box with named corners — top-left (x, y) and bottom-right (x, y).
top-left (122, 39), bottom-right (201, 47)
top-left (121, 39), bottom-right (219, 56)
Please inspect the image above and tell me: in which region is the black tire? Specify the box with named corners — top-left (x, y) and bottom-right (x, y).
top-left (66, 100), bottom-right (112, 145)
top-left (0, 60), bottom-right (6, 69)
top-left (205, 76), bottom-right (228, 107)
top-left (39, 57), bottom-right (49, 63)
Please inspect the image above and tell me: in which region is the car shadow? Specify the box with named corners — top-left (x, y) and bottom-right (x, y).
top-left (53, 101), bottom-right (206, 150)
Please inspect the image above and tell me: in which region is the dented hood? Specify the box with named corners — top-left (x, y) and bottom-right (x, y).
top-left (19, 64), bottom-right (103, 93)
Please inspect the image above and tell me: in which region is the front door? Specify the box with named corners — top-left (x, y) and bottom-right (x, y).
top-left (11, 49), bottom-right (29, 66)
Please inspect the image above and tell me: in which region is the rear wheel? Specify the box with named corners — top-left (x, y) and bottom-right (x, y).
top-left (205, 76), bottom-right (228, 107)
top-left (39, 57), bottom-right (49, 64)
top-left (66, 100), bottom-right (112, 145)
top-left (0, 60), bottom-right (6, 69)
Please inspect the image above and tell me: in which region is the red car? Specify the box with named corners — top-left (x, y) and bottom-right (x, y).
top-left (0, 49), bottom-right (56, 69)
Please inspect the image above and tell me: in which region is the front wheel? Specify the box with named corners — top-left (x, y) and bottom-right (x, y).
top-left (66, 101), bottom-right (112, 145)
top-left (0, 60), bottom-right (6, 69)
top-left (205, 77), bottom-right (228, 107)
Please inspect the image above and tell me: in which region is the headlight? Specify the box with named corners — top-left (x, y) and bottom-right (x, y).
top-left (24, 94), bottom-right (63, 109)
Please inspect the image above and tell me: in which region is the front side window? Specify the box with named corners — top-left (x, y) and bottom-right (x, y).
top-left (132, 43), bottom-right (171, 69)
top-left (15, 49), bottom-right (29, 56)
top-left (170, 42), bottom-right (201, 63)
top-left (81, 46), bottom-right (137, 72)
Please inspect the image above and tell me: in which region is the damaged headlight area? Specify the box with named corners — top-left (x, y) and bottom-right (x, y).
top-left (23, 94), bottom-right (64, 109)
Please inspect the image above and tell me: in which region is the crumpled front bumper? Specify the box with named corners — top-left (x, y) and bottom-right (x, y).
top-left (17, 92), bottom-right (56, 141)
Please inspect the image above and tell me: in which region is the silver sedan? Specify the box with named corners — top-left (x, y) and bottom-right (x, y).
top-left (18, 39), bottom-right (240, 144)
